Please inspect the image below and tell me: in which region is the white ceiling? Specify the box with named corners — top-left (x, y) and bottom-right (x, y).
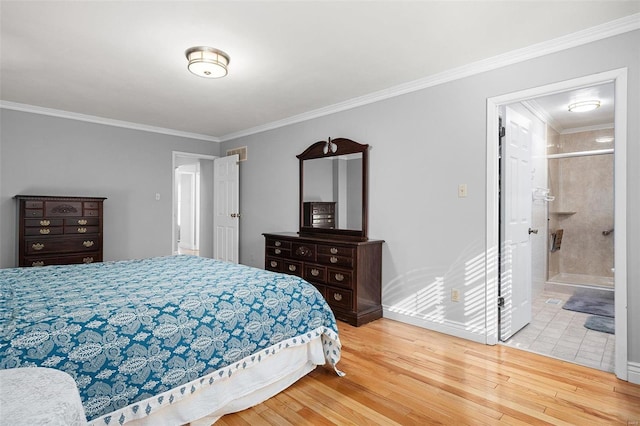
top-left (1, 2), bottom-right (638, 141)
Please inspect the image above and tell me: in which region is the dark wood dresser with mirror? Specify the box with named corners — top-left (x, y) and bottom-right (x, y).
top-left (263, 138), bottom-right (383, 326)
top-left (15, 195), bottom-right (106, 267)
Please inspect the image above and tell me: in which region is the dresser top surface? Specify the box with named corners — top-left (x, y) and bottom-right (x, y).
top-left (263, 232), bottom-right (384, 246)
top-left (14, 195), bottom-right (107, 201)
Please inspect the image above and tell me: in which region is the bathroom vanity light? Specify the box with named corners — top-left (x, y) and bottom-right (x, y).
top-left (568, 100), bottom-right (600, 112)
top-left (185, 46), bottom-right (230, 78)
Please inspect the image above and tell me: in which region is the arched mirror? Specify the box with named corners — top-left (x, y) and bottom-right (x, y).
top-left (298, 137), bottom-right (368, 239)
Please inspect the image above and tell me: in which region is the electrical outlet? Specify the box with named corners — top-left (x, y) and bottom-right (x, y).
top-left (451, 289), bottom-right (460, 302)
top-left (458, 184), bottom-right (468, 198)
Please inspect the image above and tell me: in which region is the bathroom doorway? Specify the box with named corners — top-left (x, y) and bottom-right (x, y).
top-left (486, 69), bottom-right (628, 380)
top-left (502, 83), bottom-right (616, 371)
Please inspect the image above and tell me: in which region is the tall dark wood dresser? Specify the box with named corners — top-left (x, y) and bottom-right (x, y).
top-left (15, 195), bottom-right (106, 267)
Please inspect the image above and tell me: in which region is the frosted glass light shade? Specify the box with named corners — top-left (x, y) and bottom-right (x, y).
top-left (567, 100), bottom-right (600, 112)
top-left (185, 46), bottom-right (230, 78)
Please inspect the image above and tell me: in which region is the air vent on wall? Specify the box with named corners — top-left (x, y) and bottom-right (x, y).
top-left (226, 146), bottom-right (247, 161)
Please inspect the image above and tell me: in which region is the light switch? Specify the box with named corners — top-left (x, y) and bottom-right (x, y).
top-left (155, 193), bottom-right (161, 201)
top-left (458, 184), bottom-right (468, 198)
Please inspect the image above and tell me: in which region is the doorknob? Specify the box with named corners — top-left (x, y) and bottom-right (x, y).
top-left (528, 228), bottom-right (538, 235)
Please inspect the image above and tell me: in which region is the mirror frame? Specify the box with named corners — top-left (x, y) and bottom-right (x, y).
top-left (297, 137), bottom-right (369, 239)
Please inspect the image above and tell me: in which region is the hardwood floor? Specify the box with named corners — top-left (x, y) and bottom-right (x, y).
top-left (214, 318), bottom-right (640, 425)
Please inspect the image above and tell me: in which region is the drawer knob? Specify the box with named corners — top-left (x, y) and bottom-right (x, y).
top-left (335, 273), bottom-right (344, 282)
top-left (274, 241), bottom-right (281, 247)
top-left (274, 248), bottom-right (281, 255)
top-left (32, 261), bottom-right (44, 267)
top-left (288, 265), bottom-right (297, 272)
top-left (83, 257), bottom-right (94, 264)
top-left (39, 228), bottom-right (50, 235)
top-left (78, 219), bottom-right (88, 225)
top-left (311, 268), bottom-right (320, 276)
top-left (40, 220), bottom-right (50, 226)
top-left (270, 261), bottom-right (278, 268)
top-left (32, 243), bottom-right (44, 251)
top-left (330, 247), bottom-right (338, 254)
top-left (83, 240), bottom-right (94, 248)
top-left (77, 227), bottom-right (87, 233)
top-left (333, 293), bottom-right (343, 301)
top-left (330, 256), bottom-right (338, 263)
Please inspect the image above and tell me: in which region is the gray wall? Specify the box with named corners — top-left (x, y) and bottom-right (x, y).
top-left (0, 111), bottom-right (219, 266)
top-left (222, 31), bottom-right (640, 364)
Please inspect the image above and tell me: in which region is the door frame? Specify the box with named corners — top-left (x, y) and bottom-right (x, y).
top-left (171, 151), bottom-right (218, 255)
top-left (485, 68), bottom-right (628, 380)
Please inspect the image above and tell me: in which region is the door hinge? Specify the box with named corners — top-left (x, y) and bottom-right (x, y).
top-left (498, 297), bottom-right (505, 308)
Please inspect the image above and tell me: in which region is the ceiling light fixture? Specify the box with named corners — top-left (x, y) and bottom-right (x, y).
top-left (567, 100), bottom-right (600, 112)
top-left (185, 46), bottom-right (230, 79)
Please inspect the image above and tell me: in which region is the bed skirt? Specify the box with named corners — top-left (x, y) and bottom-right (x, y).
top-left (92, 333), bottom-right (328, 425)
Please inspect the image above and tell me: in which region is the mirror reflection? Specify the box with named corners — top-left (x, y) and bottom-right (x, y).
top-left (303, 154), bottom-right (363, 231)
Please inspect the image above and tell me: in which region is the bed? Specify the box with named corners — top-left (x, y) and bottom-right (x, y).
top-left (0, 255), bottom-right (342, 425)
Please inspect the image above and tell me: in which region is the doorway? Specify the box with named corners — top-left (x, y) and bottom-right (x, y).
top-left (172, 152), bottom-right (216, 258)
top-left (485, 69), bottom-right (628, 380)
top-left (500, 85), bottom-right (616, 371)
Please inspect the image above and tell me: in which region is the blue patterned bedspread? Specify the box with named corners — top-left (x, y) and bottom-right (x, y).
top-left (0, 255), bottom-right (341, 423)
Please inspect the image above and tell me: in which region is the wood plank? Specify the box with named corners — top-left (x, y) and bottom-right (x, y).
top-left (216, 319), bottom-right (640, 425)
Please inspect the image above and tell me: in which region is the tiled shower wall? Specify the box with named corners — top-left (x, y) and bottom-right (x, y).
top-left (547, 128), bottom-right (614, 280)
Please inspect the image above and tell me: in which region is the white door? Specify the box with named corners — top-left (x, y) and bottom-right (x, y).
top-left (499, 106), bottom-right (533, 341)
top-left (213, 155), bottom-right (240, 263)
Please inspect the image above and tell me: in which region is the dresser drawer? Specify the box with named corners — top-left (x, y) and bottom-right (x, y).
top-left (328, 269), bottom-right (352, 289)
top-left (45, 201), bottom-right (83, 217)
top-left (26, 253), bottom-right (101, 267)
top-left (318, 245), bottom-right (353, 257)
top-left (326, 286), bottom-right (353, 311)
top-left (64, 217), bottom-right (100, 226)
top-left (292, 243), bottom-right (316, 260)
top-left (318, 254), bottom-right (353, 268)
top-left (266, 247), bottom-right (290, 257)
top-left (25, 236), bottom-right (101, 255)
top-left (304, 264), bottom-right (327, 284)
top-left (283, 260), bottom-right (303, 276)
top-left (84, 209), bottom-right (100, 217)
top-left (266, 257), bottom-right (284, 272)
top-left (24, 201), bottom-right (43, 209)
top-left (24, 227), bottom-right (63, 236)
top-left (266, 238), bottom-right (292, 250)
top-left (25, 218), bottom-right (63, 227)
top-left (64, 225), bottom-right (100, 235)
top-left (24, 209), bottom-right (43, 218)
top-left (84, 201), bottom-right (100, 209)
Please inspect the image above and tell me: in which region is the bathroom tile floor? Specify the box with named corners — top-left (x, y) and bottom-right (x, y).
top-left (503, 287), bottom-right (615, 372)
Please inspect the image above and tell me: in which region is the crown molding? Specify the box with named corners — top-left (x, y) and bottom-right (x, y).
top-left (521, 99), bottom-right (562, 133)
top-left (0, 101), bottom-right (221, 143)
top-left (219, 13), bottom-right (639, 142)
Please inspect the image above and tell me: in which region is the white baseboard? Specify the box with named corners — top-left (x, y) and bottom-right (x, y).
top-left (382, 307), bottom-right (486, 344)
top-left (628, 361), bottom-right (640, 385)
